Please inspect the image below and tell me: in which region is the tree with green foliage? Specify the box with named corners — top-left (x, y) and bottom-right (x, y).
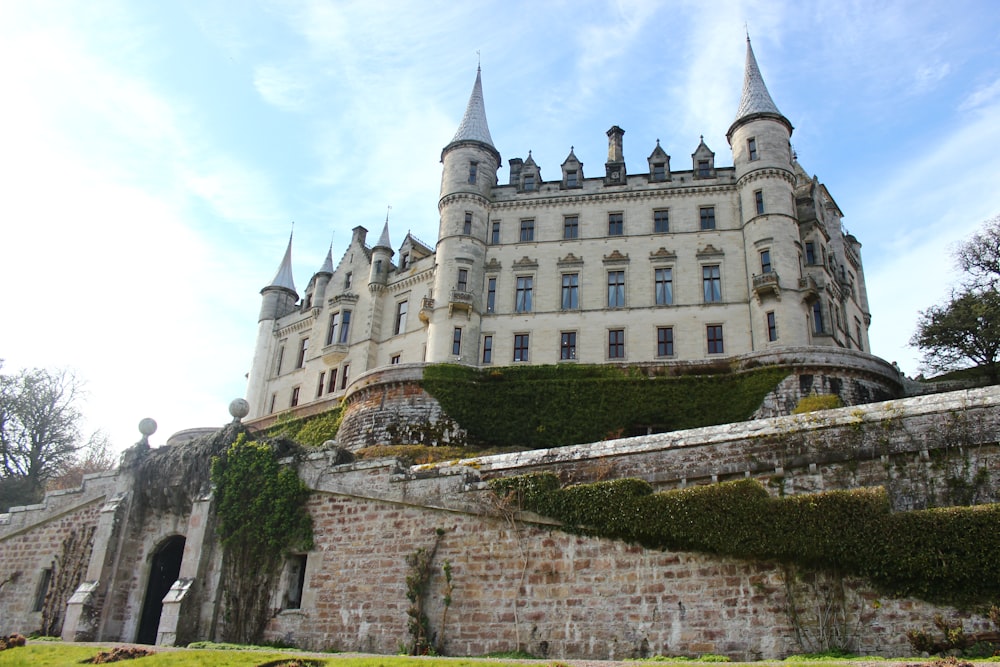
top-left (211, 436), bottom-right (313, 644)
top-left (912, 288), bottom-right (1000, 382)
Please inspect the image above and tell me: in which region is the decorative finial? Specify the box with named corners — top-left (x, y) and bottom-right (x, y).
top-left (745, 24), bottom-right (750, 41)
top-left (528, 149), bottom-right (532, 157)
top-left (700, 135), bottom-right (704, 142)
top-left (656, 138), bottom-right (660, 146)
top-left (386, 205), bottom-right (392, 224)
top-left (477, 50), bottom-right (481, 70)
top-left (138, 418), bottom-right (157, 446)
top-left (229, 398), bottom-right (250, 423)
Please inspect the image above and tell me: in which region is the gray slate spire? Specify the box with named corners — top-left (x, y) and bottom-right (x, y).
top-left (268, 231), bottom-right (296, 293)
top-left (318, 244), bottom-right (334, 274)
top-left (734, 37), bottom-right (782, 121)
top-left (374, 220), bottom-right (392, 251)
top-left (450, 67), bottom-right (495, 147)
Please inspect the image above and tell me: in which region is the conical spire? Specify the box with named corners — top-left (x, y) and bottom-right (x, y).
top-left (449, 67), bottom-right (495, 148)
top-left (267, 231), bottom-right (296, 293)
top-left (375, 220), bottom-right (392, 250)
top-left (734, 37), bottom-right (782, 121)
top-left (318, 244), bottom-right (334, 274)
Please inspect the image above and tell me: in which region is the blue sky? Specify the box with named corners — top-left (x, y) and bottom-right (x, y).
top-left (2, 0), bottom-right (999, 451)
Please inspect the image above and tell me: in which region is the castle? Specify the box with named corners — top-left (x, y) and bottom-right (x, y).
top-left (244, 39), bottom-right (897, 435)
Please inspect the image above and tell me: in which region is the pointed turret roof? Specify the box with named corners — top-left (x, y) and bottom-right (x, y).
top-left (374, 220), bottom-right (392, 251)
top-left (728, 37), bottom-right (793, 141)
top-left (267, 231), bottom-right (297, 293)
top-left (450, 67), bottom-right (495, 148)
top-left (318, 244), bottom-right (334, 274)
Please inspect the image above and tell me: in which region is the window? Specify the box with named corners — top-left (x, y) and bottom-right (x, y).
top-left (608, 212), bottom-right (623, 236)
top-left (700, 207), bottom-right (716, 230)
top-left (654, 268), bottom-right (673, 305)
top-left (452, 327), bottom-right (462, 356)
top-left (33, 568), bottom-right (52, 612)
top-left (563, 216), bottom-right (579, 239)
top-left (653, 162), bottom-right (666, 181)
top-left (755, 190), bottom-right (764, 215)
top-left (326, 312), bottom-right (340, 345)
top-left (339, 310), bottom-right (352, 344)
top-left (391, 354), bottom-right (400, 364)
top-left (513, 334), bottom-right (529, 362)
top-left (566, 170), bottom-right (578, 187)
top-left (490, 221), bottom-right (500, 244)
top-left (767, 311), bottom-right (778, 341)
top-left (400, 252), bottom-right (409, 270)
top-left (274, 345), bottom-right (285, 375)
top-left (457, 268), bottom-right (468, 292)
top-left (317, 372), bottom-right (325, 397)
top-left (813, 302), bottom-right (824, 334)
top-left (523, 174), bottom-right (535, 191)
top-left (515, 276), bottom-right (533, 312)
top-left (608, 329), bottom-right (625, 359)
top-left (463, 212), bottom-right (473, 235)
top-left (707, 325), bottom-right (724, 354)
top-left (657, 327), bottom-right (674, 357)
top-left (283, 555), bottom-right (307, 610)
top-left (760, 249), bottom-right (772, 274)
top-left (519, 219), bottom-right (534, 241)
top-left (290, 386), bottom-right (300, 407)
top-left (327, 369), bottom-right (337, 393)
top-left (654, 209), bottom-right (669, 233)
top-left (748, 137), bottom-right (758, 161)
top-left (482, 335), bottom-right (493, 363)
top-left (374, 259), bottom-right (382, 275)
top-left (340, 364), bottom-right (350, 390)
top-left (805, 242), bottom-right (816, 265)
top-left (561, 273), bottom-right (579, 309)
top-left (468, 162), bottom-right (478, 184)
top-left (702, 265), bottom-right (721, 302)
top-left (344, 272), bottom-right (352, 289)
top-left (394, 301), bottom-right (408, 335)
top-left (855, 319), bottom-right (864, 352)
top-left (560, 331), bottom-right (577, 360)
top-left (486, 277), bottom-right (496, 312)
top-left (698, 160), bottom-right (710, 177)
top-left (607, 271), bottom-right (625, 307)
top-left (269, 393), bottom-right (277, 414)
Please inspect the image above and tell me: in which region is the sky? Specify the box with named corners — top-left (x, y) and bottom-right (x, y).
top-left (1, 0), bottom-right (999, 452)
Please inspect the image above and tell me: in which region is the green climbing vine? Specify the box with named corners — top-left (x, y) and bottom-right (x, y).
top-left (211, 435), bottom-right (314, 645)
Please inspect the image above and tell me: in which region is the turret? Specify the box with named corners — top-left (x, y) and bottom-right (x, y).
top-left (369, 221), bottom-right (393, 288)
top-left (428, 67), bottom-right (500, 363)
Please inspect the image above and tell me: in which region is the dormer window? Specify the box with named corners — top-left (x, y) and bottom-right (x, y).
top-left (653, 163), bottom-right (666, 181)
top-left (468, 162), bottom-right (478, 184)
top-left (566, 170), bottom-right (578, 187)
top-left (400, 252), bottom-right (409, 269)
top-left (344, 272), bottom-right (353, 289)
top-left (698, 160), bottom-right (710, 177)
top-left (523, 174), bottom-right (535, 191)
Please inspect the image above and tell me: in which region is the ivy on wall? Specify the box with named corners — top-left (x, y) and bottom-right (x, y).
top-left (489, 473), bottom-right (1000, 607)
top-left (423, 364), bottom-right (789, 448)
top-left (211, 436), bottom-right (314, 644)
top-left (262, 407), bottom-right (343, 446)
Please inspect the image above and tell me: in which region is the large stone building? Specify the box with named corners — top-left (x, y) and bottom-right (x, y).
top-left (245, 39), bottom-right (893, 435)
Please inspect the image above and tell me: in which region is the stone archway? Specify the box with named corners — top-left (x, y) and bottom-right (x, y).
top-left (136, 535), bottom-right (185, 644)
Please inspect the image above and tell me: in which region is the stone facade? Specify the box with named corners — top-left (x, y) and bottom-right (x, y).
top-left (244, 41), bottom-right (887, 429)
top-left (1, 386), bottom-right (998, 657)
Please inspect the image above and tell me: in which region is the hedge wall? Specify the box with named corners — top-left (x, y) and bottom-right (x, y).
top-left (489, 474), bottom-right (1000, 607)
top-left (422, 364), bottom-right (789, 448)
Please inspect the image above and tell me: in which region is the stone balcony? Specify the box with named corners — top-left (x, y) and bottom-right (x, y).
top-left (752, 271), bottom-right (780, 301)
top-left (418, 297), bottom-right (434, 323)
top-left (449, 289), bottom-right (474, 318)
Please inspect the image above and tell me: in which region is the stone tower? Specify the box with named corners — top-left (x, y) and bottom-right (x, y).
top-left (426, 67), bottom-right (500, 362)
top-left (727, 37), bottom-right (803, 348)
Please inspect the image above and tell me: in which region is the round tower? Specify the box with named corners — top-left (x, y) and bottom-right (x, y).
top-left (246, 232), bottom-right (298, 417)
top-left (426, 67), bottom-right (500, 363)
top-left (727, 38), bottom-right (805, 349)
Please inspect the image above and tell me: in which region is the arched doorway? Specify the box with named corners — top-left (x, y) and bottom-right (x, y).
top-left (136, 535), bottom-right (185, 644)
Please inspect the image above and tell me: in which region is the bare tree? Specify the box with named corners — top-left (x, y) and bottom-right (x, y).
top-left (955, 215), bottom-right (1000, 290)
top-left (47, 431), bottom-right (115, 491)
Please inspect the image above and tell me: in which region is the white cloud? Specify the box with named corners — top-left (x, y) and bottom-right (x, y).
top-left (959, 77), bottom-right (1000, 112)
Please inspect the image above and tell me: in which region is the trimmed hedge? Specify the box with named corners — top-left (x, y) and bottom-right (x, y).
top-left (423, 364), bottom-right (789, 448)
top-left (489, 474), bottom-right (1000, 607)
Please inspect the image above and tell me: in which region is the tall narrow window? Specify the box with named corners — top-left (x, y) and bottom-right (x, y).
top-left (482, 335), bottom-right (493, 363)
top-left (560, 332), bottom-right (577, 360)
top-left (283, 555), bottom-right (307, 610)
top-left (33, 568), bottom-right (52, 612)
top-left (813, 302), bottom-right (825, 334)
top-left (608, 329), bottom-right (625, 358)
top-left (563, 216), bottom-right (579, 239)
top-left (394, 301), bottom-right (408, 335)
top-left (702, 265), bottom-right (721, 302)
top-left (515, 276), bottom-right (533, 312)
top-left (463, 212), bottom-right (473, 235)
top-left (317, 372), bottom-right (325, 397)
top-left (486, 277), bottom-right (497, 312)
top-left (344, 272), bottom-right (353, 289)
top-left (608, 212), bottom-right (623, 236)
top-left (327, 369), bottom-right (337, 393)
top-left (290, 387), bottom-right (300, 407)
top-left (654, 210), bottom-right (669, 233)
top-left (653, 163), bottom-right (666, 181)
top-left (607, 271), bottom-right (625, 307)
top-left (519, 219), bottom-right (534, 242)
top-left (767, 311), bottom-right (778, 341)
top-left (452, 327), bottom-right (462, 356)
top-left (760, 249), bottom-right (772, 274)
top-left (400, 253), bottom-right (409, 270)
top-left (513, 334), bottom-right (529, 362)
top-left (340, 364), bottom-right (350, 390)
top-left (700, 207), bottom-right (716, 230)
top-left (805, 242), bottom-right (816, 265)
top-left (374, 259), bottom-right (382, 275)
top-left (297, 338), bottom-right (310, 366)
top-left (326, 312), bottom-right (340, 345)
top-left (339, 310), bottom-right (352, 343)
top-left (707, 325), bottom-right (724, 354)
top-left (468, 162), bottom-right (478, 184)
top-left (748, 137), bottom-right (758, 161)
top-left (490, 221), bottom-right (501, 244)
top-left (657, 327), bottom-right (674, 357)
top-left (654, 268), bottom-right (673, 305)
top-left (457, 268), bottom-right (469, 292)
top-left (755, 190), bottom-right (764, 215)
top-left (855, 319), bottom-right (864, 352)
top-left (561, 273), bottom-right (579, 309)
top-left (269, 393), bottom-right (277, 414)
top-left (274, 345), bottom-right (285, 375)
